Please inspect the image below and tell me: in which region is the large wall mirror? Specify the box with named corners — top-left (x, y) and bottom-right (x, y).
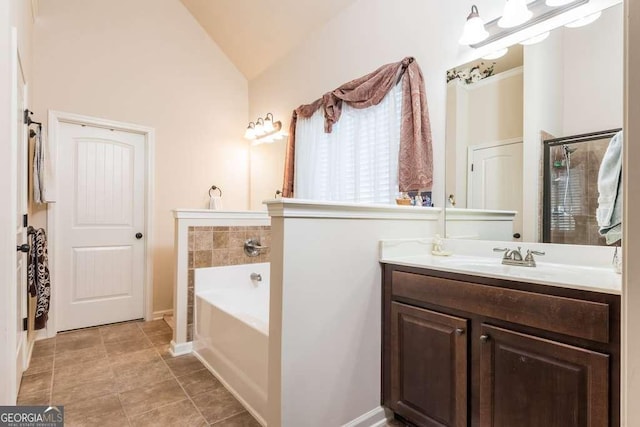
top-left (445, 3), bottom-right (623, 246)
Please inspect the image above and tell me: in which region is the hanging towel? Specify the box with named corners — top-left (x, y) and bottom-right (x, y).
top-left (33, 126), bottom-right (55, 204)
top-left (27, 228), bottom-right (51, 330)
top-left (597, 131), bottom-right (623, 244)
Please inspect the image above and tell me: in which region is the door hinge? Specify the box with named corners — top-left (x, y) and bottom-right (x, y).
top-left (22, 317), bottom-right (27, 331)
top-left (471, 163), bottom-right (474, 172)
top-left (23, 214), bottom-right (28, 228)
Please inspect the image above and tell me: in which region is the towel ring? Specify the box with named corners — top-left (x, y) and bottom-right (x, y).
top-left (209, 186), bottom-right (222, 198)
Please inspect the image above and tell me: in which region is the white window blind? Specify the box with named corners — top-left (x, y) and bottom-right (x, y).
top-left (294, 83), bottom-right (402, 204)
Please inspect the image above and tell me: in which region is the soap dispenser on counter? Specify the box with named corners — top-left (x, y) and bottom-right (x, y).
top-left (431, 235), bottom-right (452, 257)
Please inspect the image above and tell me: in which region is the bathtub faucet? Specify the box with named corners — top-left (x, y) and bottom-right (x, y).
top-left (250, 273), bottom-right (262, 282)
top-left (244, 239), bottom-right (269, 257)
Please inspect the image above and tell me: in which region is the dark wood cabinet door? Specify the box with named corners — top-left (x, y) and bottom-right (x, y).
top-left (390, 302), bottom-right (468, 427)
top-left (479, 324), bottom-right (609, 427)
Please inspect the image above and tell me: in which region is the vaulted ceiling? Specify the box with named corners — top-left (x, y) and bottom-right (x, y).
top-left (180, 0), bottom-right (359, 80)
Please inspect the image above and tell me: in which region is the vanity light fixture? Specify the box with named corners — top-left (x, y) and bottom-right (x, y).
top-left (519, 31), bottom-right (550, 45)
top-left (458, 5), bottom-right (489, 45)
top-left (498, 0), bottom-right (533, 28)
top-left (546, 0), bottom-right (575, 5)
top-left (482, 48), bottom-right (509, 60)
top-left (565, 10), bottom-right (602, 27)
top-left (244, 113), bottom-right (286, 145)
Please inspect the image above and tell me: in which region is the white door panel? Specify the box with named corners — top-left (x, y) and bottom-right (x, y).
top-left (15, 56), bottom-right (27, 394)
top-left (468, 142), bottom-right (523, 241)
top-left (57, 123), bottom-right (145, 331)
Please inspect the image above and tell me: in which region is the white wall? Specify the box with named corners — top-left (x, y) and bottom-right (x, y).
top-left (562, 6), bottom-right (624, 134)
top-left (32, 0), bottom-right (250, 313)
top-left (266, 201), bottom-right (441, 426)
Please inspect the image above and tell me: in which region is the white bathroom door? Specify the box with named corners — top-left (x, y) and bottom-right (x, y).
top-left (468, 141), bottom-right (523, 240)
top-left (14, 39), bottom-right (28, 395)
top-left (56, 122), bottom-right (146, 331)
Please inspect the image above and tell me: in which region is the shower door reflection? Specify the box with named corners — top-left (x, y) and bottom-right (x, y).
top-left (542, 129), bottom-right (622, 245)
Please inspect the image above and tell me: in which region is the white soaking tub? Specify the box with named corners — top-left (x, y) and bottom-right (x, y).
top-left (193, 263), bottom-right (269, 426)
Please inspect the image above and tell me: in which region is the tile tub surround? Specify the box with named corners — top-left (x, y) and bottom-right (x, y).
top-left (17, 320), bottom-right (261, 427)
top-left (187, 226), bottom-right (271, 340)
top-left (172, 210), bottom-right (271, 353)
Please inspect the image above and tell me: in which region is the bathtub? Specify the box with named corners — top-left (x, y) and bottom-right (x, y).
top-left (193, 263), bottom-right (269, 426)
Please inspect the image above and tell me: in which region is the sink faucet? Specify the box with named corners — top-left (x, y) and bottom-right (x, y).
top-left (493, 247), bottom-right (545, 267)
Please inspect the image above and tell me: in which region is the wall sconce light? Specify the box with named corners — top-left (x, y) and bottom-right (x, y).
top-left (244, 113), bottom-right (286, 145)
top-left (459, 0), bottom-right (620, 53)
top-left (458, 5), bottom-right (489, 45)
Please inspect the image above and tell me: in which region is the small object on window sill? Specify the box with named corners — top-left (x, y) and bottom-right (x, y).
top-left (432, 234), bottom-right (453, 256)
top-left (396, 192), bottom-right (412, 205)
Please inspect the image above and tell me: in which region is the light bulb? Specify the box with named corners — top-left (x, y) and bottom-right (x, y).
top-left (255, 120), bottom-right (265, 136)
top-left (482, 48), bottom-right (508, 60)
top-left (565, 11), bottom-right (602, 28)
top-left (244, 123), bottom-right (256, 140)
top-left (498, 0), bottom-right (533, 28)
top-left (458, 5), bottom-right (489, 46)
top-left (263, 114), bottom-right (275, 132)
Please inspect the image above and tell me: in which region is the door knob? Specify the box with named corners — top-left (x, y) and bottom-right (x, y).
top-left (16, 244), bottom-right (30, 253)
top-left (480, 334), bottom-right (491, 343)
top-left (455, 328), bottom-right (465, 335)
top-left (513, 233), bottom-right (521, 239)
top-left (135, 233), bottom-right (143, 239)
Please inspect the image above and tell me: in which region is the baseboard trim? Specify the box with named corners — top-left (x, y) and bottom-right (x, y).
top-left (153, 309), bottom-right (173, 320)
top-left (193, 350), bottom-right (267, 427)
top-left (342, 406), bottom-right (391, 427)
top-left (169, 340), bottom-right (192, 356)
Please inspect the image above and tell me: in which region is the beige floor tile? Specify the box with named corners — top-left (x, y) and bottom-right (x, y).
top-left (51, 378), bottom-right (118, 405)
top-left (139, 319), bottom-right (171, 335)
top-left (115, 360), bottom-right (174, 393)
top-left (154, 343), bottom-right (173, 359)
top-left (54, 344), bottom-right (108, 368)
top-left (103, 336), bottom-right (152, 357)
top-left (32, 338), bottom-right (56, 358)
top-left (145, 331), bottom-right (172, 346)
top-left (56, 329), bottom-right (103, 353)
top-left (211, 411), bottom-right (261, 427)
top-left (128, 398), bottom-right (207, 427)
top-left (64, 393), bottom-right (129, 427)
top-left (23, 355), bottom-right (54, 376)
top-left (100, 322), bottom-right (147, 343)
top-left (176, 368), bottom-right (223, 397)
top-left (164, 354), bottom-right (204, 377)
top-left (18, 371), bottom-right (52, 396)
top-left (52, 361), bottom-right (117, 404)
top-left (191, 387), bottom-right (245, 425)
top-left (119, 378), bottom-right (187, 418)
top-left (17, 388), bottom-right (50, 406)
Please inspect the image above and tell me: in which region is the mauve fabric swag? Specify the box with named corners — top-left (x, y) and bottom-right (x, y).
top-left (282, 56), bottom-right (434, 197)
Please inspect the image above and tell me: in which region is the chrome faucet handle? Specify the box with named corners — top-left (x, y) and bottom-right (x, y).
top-left (493, 248), bottom-right (511, 259)
top-left (525, 250), bottom-right (545, 261)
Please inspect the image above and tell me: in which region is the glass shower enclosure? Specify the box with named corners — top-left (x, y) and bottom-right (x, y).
top-left (542, 129), bottom-right (622, 246)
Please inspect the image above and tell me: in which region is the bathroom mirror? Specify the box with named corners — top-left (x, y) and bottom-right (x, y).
top-left (444, 3), bottom-right (623, 246)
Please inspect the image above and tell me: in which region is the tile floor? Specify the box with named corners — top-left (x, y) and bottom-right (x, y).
top-left (17, 319), bottom-right (260, 427)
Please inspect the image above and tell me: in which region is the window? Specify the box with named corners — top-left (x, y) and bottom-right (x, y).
top-left (294, 83), bottom-right (402, 204)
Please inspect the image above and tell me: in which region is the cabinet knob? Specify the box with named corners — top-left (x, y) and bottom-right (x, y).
top-left (455, 328), bottom-right (465, 335)
top-left (480, 334), bottom-right (490, 343)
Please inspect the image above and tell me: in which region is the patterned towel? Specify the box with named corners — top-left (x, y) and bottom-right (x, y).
top-left (28, 228), bottom-right (51, 330)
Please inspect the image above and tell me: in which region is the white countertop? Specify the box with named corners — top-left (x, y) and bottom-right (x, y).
top-left (380, 238), bottom-right (622, 295)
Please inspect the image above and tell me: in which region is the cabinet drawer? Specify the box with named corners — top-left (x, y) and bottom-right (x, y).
top-left (392, 271), bottom-right (610, 343)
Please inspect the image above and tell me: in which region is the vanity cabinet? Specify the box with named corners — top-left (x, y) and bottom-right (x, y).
top-left (382, 264), bottom-right (620, 427)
